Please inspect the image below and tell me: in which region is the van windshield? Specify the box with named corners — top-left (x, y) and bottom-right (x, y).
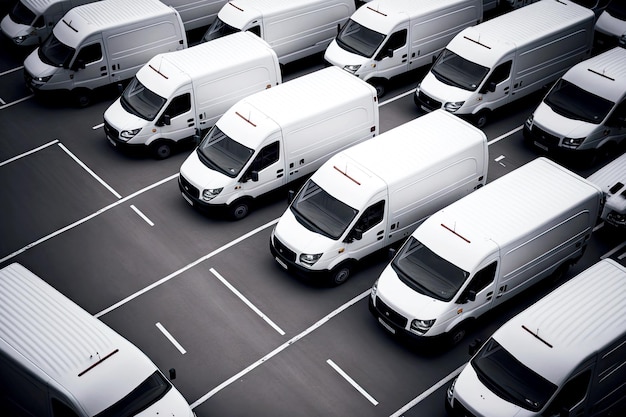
top-left (471, 339), bottom-right (557, 412)
top-left (335, 19), bottom-right (385, 58)
top-left (9, 1), bottom-right (36, 25)
top-left (606, 1), bottom-right (626, 19)
top-left (39, 34), bottom-right (75, 67)
top-left (121, 77), bottom-right (166, 121)
top-left (94, 371), bottom-right (172, 417)
top-left (544, 79), bottom-right (614, 124)
top-left (197, 126), bottom-right (253, 178)
top-left (290, 179), bottom-right (358, 240)
top-left (202, 18), bottom-right (240, 42)
top-left (391, 237), bottom-right (468, 302)
top-left (431, 49), bottom-right (489, 91)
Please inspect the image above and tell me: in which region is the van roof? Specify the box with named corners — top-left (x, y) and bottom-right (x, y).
top-left (352, 0), bottom-right (478, 34)
top-left (318, 110), bottom-right (486, 209)
top-left (493, 259), bottom-right (626, 385)
top-left (224, 0), bottom-right (343, 15)
top-left (414, 157), bottom-right (601, 272)
top-left (22, 0), bottom-right (65, 13)
top-left (138, 32), bottom-right (275, 98)
top-left (450, 0), bottom-right (594, 67)
top-left (562, 46), bottom-right (626, 102)
top-left (0, 263), bottom-right (158, 416)
top-left (52, 0), bottom-right (175, 44)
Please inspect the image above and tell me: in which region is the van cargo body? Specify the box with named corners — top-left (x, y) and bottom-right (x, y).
top-left (446, 259), bottom-right (626, 417)
top-left (178, 66), bottom-right (379, 220)
top-left (202, 0), bottom-right (355, 64)
top-left (324, 0), bottom-right (482, 97)
top-left (587, 153), bottom-right (626, 230)
top-left (23, 0), bottom-right (187, 106)
top-left (0, 0), bottom-right (99, 47)
top-left (0, 263), bottom-right (194, 417)
top-left (524, 46), bottom-right (626, 161)
top-left (270, 110), bottom-right (488, 286)
top-left (370, 157), bottom-right (602, 345)
top-left (103, 32), bottom-right (281, 159)
top-left (415, 0), bottom-right (595, 128)
top-left (166, 0), bottom-right (229, 31)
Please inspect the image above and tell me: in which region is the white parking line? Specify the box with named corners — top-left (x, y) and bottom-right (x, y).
top-left (156, 322), bottom-right (187, 354)
top-left (327, 359), bottom-right (378, 406)
top-left (92, 123), bottom-right (104, 130)
top-left (0, 94), bottom-right (34, 110)
top-left (210, 268), bottom-right (285, 336)
top-left (0, 66), bottom-right (24, 76)
top-left (601, 241), bottom-right (626, 260)
top-left (190, 290), bottom-right (370, 409)
top-left (57, 142), bottom-right (122, 199)
top-left (389, 363), bottom-right (466, 417)
top-left (130, 205), bottom-right (154, 226)
top-left (0, 140), bottom-right (59, 167)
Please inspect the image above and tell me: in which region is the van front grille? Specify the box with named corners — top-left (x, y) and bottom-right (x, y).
top-left (417, 91), bottom-right (441, 111)
top-left (374, 297), bottom-right (408, 328)
top-left (179, 174), bottom-right (199, 199)
top-left (272, 236), bottom-right (296, 263)
top-left (530, 125), bottom-right (560, 146)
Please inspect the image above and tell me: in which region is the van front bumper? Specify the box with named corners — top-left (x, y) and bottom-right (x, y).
top-left (523, 124), bottom-right (594, 158)
top-left (269, 235), bottom-right (329, 280)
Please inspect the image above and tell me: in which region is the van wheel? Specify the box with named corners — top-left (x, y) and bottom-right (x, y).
top-left (369, 79), bottom-right (386, 98)
top-left (329, 262), bottom-right (353, 286)
top-left (72, 88), bottom-right (92, 108)
top-left (591, 142), bottom-right (617, 167)
top-left (473, 110), bottom-right (490, 129)
top-left (150, 140), bottom-right (174, 159)
top-left (448, 322), bottom-right (469, 346)
top-left (229, 199), bottom-right (252, 220)
top-left (548, 262), bottom-right (570, 286)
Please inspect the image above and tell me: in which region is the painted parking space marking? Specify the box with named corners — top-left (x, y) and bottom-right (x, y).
top-left (156, 322), bottom-right (187, 354)
top-left (327, 359), bottom-right (378, 406)
top-left (130, 205), bottom-right (154, 226)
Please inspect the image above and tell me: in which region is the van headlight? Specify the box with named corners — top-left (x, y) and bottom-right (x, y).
top-left (120, 128), bottom-right (141, 140)
top-left (14, 33), bottom-right (34, 44)
top-left (525, 114), bottom-right (533, 129)
top-left (371, 279), bottom-right (378, 299)
top-left (33, 75), bottom-right (52, 83)
top-left (562, 137), bottom-right (584, 149)
top-left (343, 64), bottom-right (361, 74)
top-left (410, 318), bottom-right (435, 334)
top-left (444, 101), bottom-right (464, 112)
top-left (202, 188), bottom-right (223, 201)
top-left (446, 377), bottom-right (457, 404)
top-left (300, 253), bottom-right (322, 267)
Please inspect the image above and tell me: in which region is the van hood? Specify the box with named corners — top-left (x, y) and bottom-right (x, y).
top-left (0, 15), bottom-right (32, 42)
top-left (324, 40), bottom-right (369, 73)
top-left (420, 71), bottom-right (472, 105)
top-left (454, 364), bottom-right (530, 417)
top-left (376, 263), bottom-right (449, 321)
top-left (135, 387), bottom-right (193, 417)
top-left (595, 10), bottom-right (626, 37)
top-left (274, 208), bottom-right (336, 254)
top-left (533, 102), bottom-right (596, 139)
top-left (104, 98), bottom-right (149, 132)
top-left (24, 48), bottom-right (57, 78)
top-left (180, 149), bottom-right (231, 190)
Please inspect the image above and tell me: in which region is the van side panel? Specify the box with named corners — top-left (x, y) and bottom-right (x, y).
top-left (590, 335), bottom-right (626, 415)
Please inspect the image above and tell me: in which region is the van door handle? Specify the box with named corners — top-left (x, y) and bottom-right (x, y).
top-left (496, 285), bottom-right (507, 298)
top-left (486, 291), bottom-right (493, 300)
top-left (376, 230), bottom-right (383, 240)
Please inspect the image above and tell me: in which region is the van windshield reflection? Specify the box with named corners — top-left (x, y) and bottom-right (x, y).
top-left (39, 34), bottom-right (74, 67)
top-left (197, 126), bottom-right (253, 178)
top-left (203, 18), bottom-right (239, 42)
top-left (544, 79), bottom-right (613, 124)
top-left (431, 49), bottom-right (489, 91)
top-left (335, 19), bottom-right (385, 58)
top-left (121, 77), bottom-right (166, 121)
top-left (95, 371), bottom-right (171, 417)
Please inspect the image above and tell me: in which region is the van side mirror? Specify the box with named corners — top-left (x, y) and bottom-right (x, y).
top-left (468, 338), bottom-right (482, 356)
top-left (250, 171), bottom-right (259, 182)
top-left (336, 23), bottom-right (341, 34)
top-left (287, 189), bottom-right (295, 204)
top-left (481, 81), bottom-right (496, 94)
top-left (169, 368), bottom-right (177, 380)
top-left (71, 59), bottom-right (85, 71)
top-left (158, 114), bottom-right (171, 126)
top-left (560, 407), bottom-right (570, 417)
top-left (193, 128), bottom-right (202, 144)
top-left (352, 227), bottom-right (363, 241)
top-left (467, 290), bottom-right (476, 302)
top-left (388, 247), bottom-right (396, 260)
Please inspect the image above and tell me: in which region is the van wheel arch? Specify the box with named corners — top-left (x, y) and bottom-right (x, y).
top-left (473, 109), bottom-right (490, 129)
top-left (368, 78), bottom-right (387, 98)
top-left (328, 261), bottom-right (354, 286)
top-left (72, 88), bottom-right (92, 108)
top-left (149, 139), bottom-right (175, 160)
top-left (447, 319), bottom-right (474, 346)
top-left (228, 198), bottom-right (253, 220)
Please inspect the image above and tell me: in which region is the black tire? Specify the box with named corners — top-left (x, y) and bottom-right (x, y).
top-left (229, 199), bottom-right (252, 220)
top-left (150, 140), bottom-right (174, 160)
top-left (548, 262), bottom-right (570, 287)
top-left (448, 322), bottom-right (468, 346)
top-left (369, 79), bottom-right (386, 98)
top-left (328, 262), bottom-right (353, 286)
top-left (473, 110), bottom-right (490, 129)
top-left (72, 88), bottom-right (91, 108)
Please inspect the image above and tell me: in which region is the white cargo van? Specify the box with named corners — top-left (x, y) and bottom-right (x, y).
top-left (0, 263), bottom-right (194, 417)
top-left (178, 66), bottom-right (379, 220)
top-left (587, 152), bottom-right (626, 230)
top-left (415, 0), bottom-right (595, 128)
top-left (524, 46), bottom-right (626, 163)
top-left (270, 110), bottom-right (488, 286)
top-left (370, 157), bottom-right (602, 345)
top-left (23, 0), bottom-right (187, 107)
top-left (103, 32), bottom-right (281, 159)
top-left (594, 0), bottom-right (626, 49)
top-left (0, 0), bottom-right (98, 47)
top-left (323, 0), bottom-right (482, 97)
top-left (166, 0), bottom-right (228, 31)
top-left (446, 259), bottom-right (626, 417)
top-left (201, 0), bottom-right (355, 64)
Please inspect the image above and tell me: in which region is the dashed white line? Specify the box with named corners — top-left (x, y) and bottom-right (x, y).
top-left (130, 204), bottom-right (154, 226)
top-left (57, 142), bottom-right (122, 199)
top-left (327, 359), bottom-right (378, 406)
top-left (156, 322), bottom-right (187, 354)
top-left (210, 268), bottom-right (285, 335)
top-left (92, 123), bottom-right (104, 130)
top-left (0, 140), bottom-right (59, 167)
top-left (494, 155), bottom-right (505, 162)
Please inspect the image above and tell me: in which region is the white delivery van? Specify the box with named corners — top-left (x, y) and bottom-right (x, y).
top-left (594, 0), bottom-right (626, 49)
top-left (587, 152), bottom-right (626, 231)
top-left (165, 0), bottom-right (228, 31)
top-left (0, 0), bottom-right (99, 47)
top-left (201, 0), bottom-right (355, 64)
top-left (178, 66), bottom-right (379, 220)
top-left (0, 263), bottom-right (194, 417)
top-left (270, 110), bottom-right (488, 286)
top-left (323, 0), bottom-right (482, 97)
top-left (446, 259), bottom-right (626, 417)
top-left (524, 46), bottom-right (626, 163)
top-left (23, 0), bottom-right (187, 107)
top-left (103, 32), bottom-right (281, 159)
top-left (370, 157), bottom-right (602, 345)
top-left (415, 0), bottom-right (595, 128)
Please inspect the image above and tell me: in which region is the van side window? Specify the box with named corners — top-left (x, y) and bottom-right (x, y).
top-left (461, 261), bottom-right (497, 301)
top-left (376, 29), bottom-right (407, 60)
top-left (354, 200), bottom-right (385, 233)
top-left (164, 93), bottom-right (191, 119)
top-left (52, 398), bottom-right (80, 417)
top-left (606, 99), bottom-right (626, 128)
top-left (542, 370), bottom-right (591, 416)
top-left (75, 43), bottom-right (102, 65)
top-left (248, 26), bottom-right (261, 37)
top-left (487, 61), bottom-right (512, 85)
top-left (245, 142), bottom-right (279, 179)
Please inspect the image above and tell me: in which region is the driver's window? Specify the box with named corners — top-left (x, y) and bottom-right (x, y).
top-left (244, 141), bottom-right (279, 179)
top-left (606, 99), bottom-right (626, 128)
top-left (376, 29), bottom-right (407, 60)
top-left (460, 261), bottom-right (496, 301)
top-left (354, 201), bottom-right (384, 233)
top-left (248, 25), bottom-right (261, 37)
top-left (542, 370), bottom-right (591, 417)
top-left (75, 43), bottom-right (102, 65)
top-left (486, 61), bottom-right (512, 86)
top-left (164, 93), bottom-right (191, 119)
